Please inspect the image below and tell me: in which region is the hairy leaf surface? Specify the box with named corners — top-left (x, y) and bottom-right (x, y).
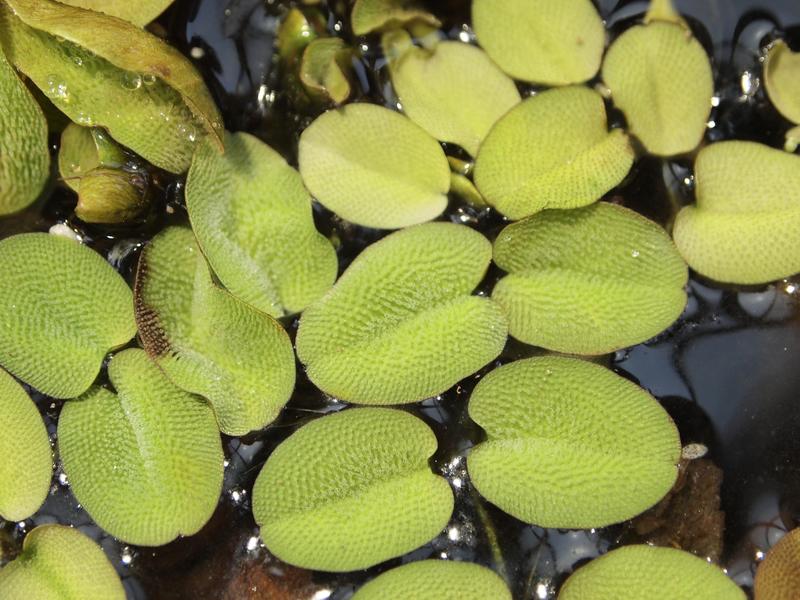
top-left (58, 0), bottom-right (174, 26)
top-left (764, 41), bottom-right (800, 126)
top-left (755, 528), bottom-right (800, 600)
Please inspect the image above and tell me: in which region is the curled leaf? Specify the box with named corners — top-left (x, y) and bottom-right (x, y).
top-left (0, 233), bottom-right (136, 398)
top-left (492, 203), bottom-right (687, 354)
top-left (754, 528), bottom-right (800, 600)
top-left (135, 226), bottom-right (296, 435)
top-left (58, 349), bottom-right (223, 546)
top-left (58, 124), bottom-right (126, 192)
top-left (296, 222), bottom-right (507, 404)
top-left (351, 0), bottom-right (440, 36)
top-left (673, 141), bottom-right (800, 284)
top-left (253, 408), bottom-right (453, 571)
top-left (474, 86), bottom-right (634, 220)
top-left (57, 0), bottom-right (174, 27)
top-left (472, 0), bottom-right (605, 85)
top-left (764, 41), bottom-right (800, 125)
top-left (298, 103), bottom-right (450, 229)
top-left (75, 168), bottom-right (149, 224)
top-left (299, 38), bottom-right (351, 105)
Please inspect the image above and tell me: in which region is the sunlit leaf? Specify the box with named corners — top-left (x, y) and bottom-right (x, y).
top-left (492, 203), bottom-right (687, 354)
top-left (252, 407), bottom-right (453, 571)
top-left (754, 528), bottom-right (800, 600)
top-left (298, 103), bottom-right (450, 229)
top-left (135, 226), bottom-right (296, 435)
top-left (764, 41), bottom-right (800, 125)
top-left (0, 525), bottom-right (125, 600)
top-left (299, 38), bottom-right (351, 105)
top-left (75, 168), bottom-right (149, 224)
top-left (58, 124), bottom-right (126, 192)
top-left (57, 0), bottom-right (174, 27)
top-left (351, 0), bottom-right (440, 36)
top-left (187, 132), bottom-right (337, 317)
top-left (0, 368), bottom-right (51, 522)
top-left (673, 141), bottom-right (800, 285)
top-left (474, 86), bottom-right (633, 220)
top-left (0, 47), bottom-right (49, 216)
top-left (471, 0), bottom-right (605, 85)
top-left (559, 545), bottom-right (745, 599)
top-left (58, 349), bottom-right (223, 546)
top-left (296, 222), bottom-right (507, 404)
top-left (0, 233), bottom-right (136, 398)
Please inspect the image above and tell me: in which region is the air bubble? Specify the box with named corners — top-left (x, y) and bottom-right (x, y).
top-left (46, 75), bottom-right (70, 102)
top-left (121, 71), bottom-right (142, 90)
top-left (142, 73), bottom-right (157, 85)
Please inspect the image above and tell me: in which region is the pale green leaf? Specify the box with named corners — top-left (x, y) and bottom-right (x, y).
top-left (673, 141), bottom-right (800, 284)
top-left (298, 103), bottom-right (450, 229)
top-left (492, 203), bottom-right (687, 354)
top-left (474, 86), bottom-right (634, 220)
top-left (351, 0), bottom-right (440, 36)
top-left (559, 545), bottom-right (745, 599)
top-left (602, 19), bottom-right (713, 156)
top-left (450, 172), bottom-right (487, 208)
top-left (764, 41), bottom-right (800, 125)
top-left (253, 407), bottom-right (453, 571)
top-left (134, 226), bottom-right (296, 435)
top-left (0, 368), bottom-right (51, 522)
top-left (57, 0), bottom-right (174, 27)
top-left (58, 124), bottom-right (126, 192)
top-left (0, 47), bottom-right (49, 216)
top-left (0, 233), bottom-right (136, 398)
top-left (296, 222), bottom-right (507, 404)
top-left (187, 132), bottom-right (337, 316)
top-left (58, 349), bottom-right (223, 546)
top-left (75, 167), bottom-right (149, 224)
top-left (754, 528), bottom-right (800, 600)
top-left (0, 525), bottom-right (125, 600)
top-left (472, 0), bottom-right (605, 85)
top-left (644, 0), bottom-right (685, 25)
top-left (299, 37), bottom-right (351, 105)
top-left (468, 357), bottom-right (681, 528)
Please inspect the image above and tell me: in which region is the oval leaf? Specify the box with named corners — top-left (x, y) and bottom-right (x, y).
top-left (58, 0), bottom-right (174, 27)
top-left (474, 86), bottom-right (634, 220)
top-left (492, 203), bottom-right (688, 354)
top-left (0, 368), bottom-right (51, 522)
top-left (351, 0), bottom-right (440, 36)
top-left (673, 141), bottom-right (800, 284)
top-left (754, 528), bottom-right (800, 600)
top-left (0, 525), bottom-right (125, 600)
top-left (299, 37), bottom-right (351, 105)
top-left (58, 348), bottom-right (223, 546)
top-left (135, 226), bottom-right (296, 435)
top-left (187, 132), bottom-right (337, 317)
top-left (602, 18), bottom-right (713, 156)
top-left (252, 407), bottom-right (453, 571)
top-left (298, 103), bottom-right (450, 229)
top-left (467, 357), bottom-right (681, 528)
top-left (75, 167), bottom-right (149, 224)
top-left (0, 233), bottom-right (136, 398)
top-left (764, 41), bottom-right (800, 126)
top-left (296, 222), bottom-right (507, 404)
top-left (472, 0), bottom-right (605, 85)
top-left (559, 545), bottom-right (745, 599)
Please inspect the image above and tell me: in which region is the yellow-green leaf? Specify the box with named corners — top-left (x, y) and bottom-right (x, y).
top-left (135, 226), bottom-right (296, 436)
top-left (299, 37), bottom-right (351, 105)
top-left (474, 86), bottom-right (634, 220)
top-left (58, 124), bottom-right (126, 192)
top-left (57, 0), bottom-right (174, 27)
top-left (75, 167), bottom-right (149, 224)
top-left (764, 41), bottom-right (800, 125)
top-left (492, 203), bottom-right (687, 354)
top-left (253, 408), bottom-right (453, 571)
top-left (673, 141), bottom-right (800, 284)
top-left (298, 103), bottom-right (450, 229)
top-left (0, 233), bottom-right (136, 398)
top-left (754, 528), bottom-right (800, 600)
top-left (296, 222), bottom-right (507, 404)
top-left (472, 0), bottom-right (605, 85)
top-left (351, 0), bottom-right (440, 36)
top-left (0, 368), bottom-right (51, 522)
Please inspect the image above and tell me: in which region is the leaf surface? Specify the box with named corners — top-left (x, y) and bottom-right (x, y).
top-left (299, 37), bottom-right (351, 105)
top-left (764, 41), bottom-right (800, 125)
top-left (57, 0), bottom-right (174, 26)
top-left (754, 528), bottom-right (800, 600)
top-left (351, 0), bottom-right (440, 36)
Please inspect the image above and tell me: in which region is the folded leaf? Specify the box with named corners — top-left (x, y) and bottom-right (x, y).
top-left (764, 41), bottom-right (800, 125)
top-left (474, 86), bottom-right (634, 220)
top-left (673, 141), bottom-right (800, 284)
top-left (755, 528), bottom-right (800, 600)
top-left (296, 222), bottom-right (507, 404)
top-left (58, 124), bottom-right (126, 192)
top-left (135, 226), bottom-right (296, 435)
top-left (75, 167), bottom-right (149, 224)
top-left (351, 0), bottom-right (440, 36)
top-left (187, 132), bottom-right (337, 316)
top-left (492, 203), bottom-right (687, 354)
top-left (299, 38), bottom-right (351, 105)
top-left (253, 408), bottom-right (453, 571)
top-left (0, 233), bottom-right (136, 398)
top-left (58, 0), bottom-right (174, 27)
top-left (298, 103), bottom-right (450, 229)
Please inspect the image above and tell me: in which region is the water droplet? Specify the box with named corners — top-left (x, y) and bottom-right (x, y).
top-left (142, 73), bottom-right (157, 86)
top-left (120, 71), bottom-right (142, 90)
top-left (46, 74), bottom-right (70, 102)
top-left (75, 111), bottom-right (94, 126)
top-left (72, 56), bottom-right (83, 67)
top-left (631, 249), bottom-right (640, 258)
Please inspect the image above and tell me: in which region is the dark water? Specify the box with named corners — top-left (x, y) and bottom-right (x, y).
top-left (1, 1), bottom-right (799, 598)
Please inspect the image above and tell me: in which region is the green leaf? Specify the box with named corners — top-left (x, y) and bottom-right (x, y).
top-left (296, 222), bottom-right (507, 404)
top-left (298, 103), bottom-right (450, 229)
top-left (252, 407), bottom-right (453, 571)
top-left (764, 41), bottom-right (800, 125)
top-left (0, 46), bottom-right (49, 216)
top-left (559, 545), bottom-right (745, 599)
top-left (0, 0), bottom-right (223, 174)
top-left (299, 38), bottom-right (351, 105)
top-left (187, 132), bottom-right (337, 317)
top-left (0, 233), bottom-right (136, 398)
top-left (492, 203), bottom-right (687, 354)
top-left (471, 0), bottom-right (605, 85)
top-left (474, 86), bottom-right (634, 220)
top-left (134, 226), bottom-right (296, 435)
top-left (58, 124), bottom-right (126, 192)
top-left (351, 0), bottom-right (440, 36)
top-left (602, 18), bottom-right (713, 156)
top-left (0, 525), bottom-right (125, 600)
top-left (75, 167), bottom-right (149, 224)
top-left (384, 32), bottom-right (520, 157)
top-left (467, 356), bottom-right (681, 528)
top-left (673, 141), bottom-right (800, 284)
top-left (754, 528), bottom-right (800, 600)
top-left (57, 0), bottom-right (174, 27)
top-left (58, 348), bottom-right (223, 546)
top-left (0, 368), bottom-right (51, 522)
top-left (352, 560), bottom-right (511, 600)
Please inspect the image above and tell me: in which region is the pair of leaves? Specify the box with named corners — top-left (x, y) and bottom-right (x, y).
top-left (252, 407), bottom-right (453, 571)
top-left (755, 528), bottom-right (800, 600)
top-left (296, 222), bottom-right (507, 404)
top-left (300, 38), bottom-right (352, 105)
